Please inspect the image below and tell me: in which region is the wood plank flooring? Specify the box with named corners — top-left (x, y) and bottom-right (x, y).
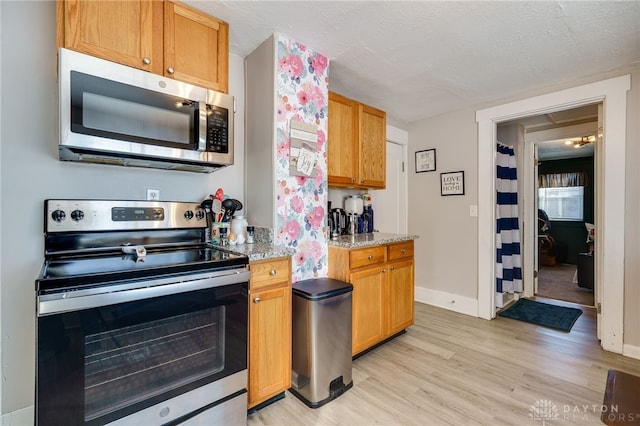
top-left (248, 299), bottom-right (640, 425)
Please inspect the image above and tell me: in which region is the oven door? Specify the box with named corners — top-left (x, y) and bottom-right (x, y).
top-left (36, 271), bottom-right (248, 426)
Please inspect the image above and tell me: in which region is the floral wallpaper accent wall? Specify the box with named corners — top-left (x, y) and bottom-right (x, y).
top-left (274, 34), bottom-right (329, 282)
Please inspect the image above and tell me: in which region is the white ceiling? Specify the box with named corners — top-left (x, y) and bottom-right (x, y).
top-left (186, 1), bottom-right (640, 125)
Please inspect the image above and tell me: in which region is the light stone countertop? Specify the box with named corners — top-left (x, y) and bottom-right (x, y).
top-left (219, 242), bottom-right (295, 262)
top-left (328, 232), bottom-right (419, 249)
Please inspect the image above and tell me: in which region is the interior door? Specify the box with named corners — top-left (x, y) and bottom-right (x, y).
top-left (371, 141), bottom-right (407, 233)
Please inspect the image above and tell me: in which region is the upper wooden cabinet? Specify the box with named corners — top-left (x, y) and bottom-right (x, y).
top-left (328, 91), bottom-right (386, 189)
top-left (163, 0), bottom-right (228, 92)
top-left (57, 0), bottom-right (229, 93)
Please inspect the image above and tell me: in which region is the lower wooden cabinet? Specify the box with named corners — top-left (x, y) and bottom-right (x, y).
top-left (248, 257), bottom-right (291, 408)
top-left (329, 240), bottom-right (415, 356)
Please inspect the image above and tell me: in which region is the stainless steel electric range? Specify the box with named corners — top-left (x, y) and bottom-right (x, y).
top-left (35, 199), bottom-right (249, 426)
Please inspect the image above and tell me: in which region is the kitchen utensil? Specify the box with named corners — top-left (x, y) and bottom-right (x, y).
top-left (232, 199), bottom-right (243, 212)
top-left (221, 199), bottom-right (237, 222)
top-left (212, 198), bottom-right (222, 222)
top-left (214, 188), bottom-right (224, 201)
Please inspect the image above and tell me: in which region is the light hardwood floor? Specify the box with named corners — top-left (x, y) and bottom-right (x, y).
top-left (248, 299), bottom-right (640, 425)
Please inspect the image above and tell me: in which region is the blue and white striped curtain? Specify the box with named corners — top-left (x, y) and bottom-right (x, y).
top-left (496, 143), bottom-right (522, 294)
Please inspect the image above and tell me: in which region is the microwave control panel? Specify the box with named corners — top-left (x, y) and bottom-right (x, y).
top-left (206, 105), bottom-right (229, 153)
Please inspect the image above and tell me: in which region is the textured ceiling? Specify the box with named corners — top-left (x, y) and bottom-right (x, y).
top-left (186, 1), bottom-right (640, 125)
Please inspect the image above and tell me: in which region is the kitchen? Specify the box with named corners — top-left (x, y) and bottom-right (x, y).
top-left (3, 1), bottom-right (640, 424)
top-left (3, 0), bottom-right (418, 423)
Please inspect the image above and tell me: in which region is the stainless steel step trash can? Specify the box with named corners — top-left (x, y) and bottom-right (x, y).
top-left (290, 278), bottom-right (353, 408)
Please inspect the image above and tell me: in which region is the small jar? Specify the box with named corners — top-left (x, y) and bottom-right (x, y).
top-left (246, 226), bottom-right (255, 244)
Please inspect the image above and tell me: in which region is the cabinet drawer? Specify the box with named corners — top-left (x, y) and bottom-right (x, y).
top-left (350, 246), bottom-right (386, 269)
top-left (388, 241), bottom-right (414, 261)
top-left (250, 257), bottom-right (291, 290)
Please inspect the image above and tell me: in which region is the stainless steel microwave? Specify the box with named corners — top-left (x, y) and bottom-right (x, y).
top-left (58, 48), bottom-right (234, 173)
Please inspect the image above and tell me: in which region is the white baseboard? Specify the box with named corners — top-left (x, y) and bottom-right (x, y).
top-left (623, 344), bottom-right (640, 360)
top-left (0, 405), bottom-right (33, 426)
top-left (415, 286), bottom-right (479, 317)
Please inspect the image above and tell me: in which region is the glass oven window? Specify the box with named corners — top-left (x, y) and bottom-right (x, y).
top-left (84, 307), bottom-right (225, 421)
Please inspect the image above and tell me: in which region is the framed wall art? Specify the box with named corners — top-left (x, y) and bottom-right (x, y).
top-left (440, 171), bottom-right (465, 196)
top-left (415, 149), bottom-right (436, 173)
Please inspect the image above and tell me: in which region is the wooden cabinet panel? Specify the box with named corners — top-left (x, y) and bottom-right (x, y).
top-left (59, 0), bottom-right (163, 74)
top-left (248, 284), bottom-right (291, 408)
top-left (329, 242), bottom-right (414, 356)
top-left (164, 0), bottom-right (229, 93)
top-left (387, 258), bottom-right (415, 335)
top-left (327, 92), bottom-right (359, 186)
top-left (349, 245), bottom-right (386, 269)
top-left (359, 104), bottom-right (386, 188)
top-left (388, 241), bottom-right (414, 261)
top-left (249, 257), bottom-right (291, 290)
top-left (350, 266), bottom-right (385, 355)
top-left (58, 0), bottom-right (229, 92)
top-left (328, 91), bottom-right (386, 189)
top-left (248, 257), bottom-right (291, 409)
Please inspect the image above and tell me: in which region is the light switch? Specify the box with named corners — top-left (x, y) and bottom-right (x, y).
top-left (470, 205), bottom-right (478, 217)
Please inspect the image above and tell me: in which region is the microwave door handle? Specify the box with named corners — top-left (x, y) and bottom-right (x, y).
top-left (197, 102), bottom-right (207, 151)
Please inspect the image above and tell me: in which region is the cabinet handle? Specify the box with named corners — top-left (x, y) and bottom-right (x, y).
top-left (390, 266), bottom-right (395, 270)
top-left (352, 177), bottom-right (356, 183)
top-left (270, 270), bottom-right (277, 276)
top-left (368, 255), bottom-right (373, 260)
top-left (361, 179), bottom-right (365, 184)
top-left (142, 57), bottom-right (151, 65)
top-left (167, 67), bottom-right (175, 74)
top-left (401, 249), bottom-right (406, 254)
top-left (382, 268), bottom-right (387, 273)
top-left (253, 297), bottom-right (261, 303)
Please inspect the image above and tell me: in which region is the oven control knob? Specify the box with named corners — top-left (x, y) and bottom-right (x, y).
top-left (195, 210), bottom-right (205, 220)
top-left (184, 210), bottom-right (194, 220)
top-left (51, 210), bottom-right (66, 222)
top-left (70, 210), bottom-right (84, 221)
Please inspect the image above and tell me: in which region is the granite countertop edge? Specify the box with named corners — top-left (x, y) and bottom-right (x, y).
top-left (221, 242), bottom-right (296, 262)
top-left (327, 232), bottom-right (419, 249)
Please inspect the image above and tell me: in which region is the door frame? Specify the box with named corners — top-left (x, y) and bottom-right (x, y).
top-left (476, 75), bottom-right (630, 354)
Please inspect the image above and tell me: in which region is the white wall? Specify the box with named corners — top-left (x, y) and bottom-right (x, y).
top-left (0, 1), bottom-right (246, 415)
top-left (408, 109), bottom-right (479, 314)
top-left (407, 64), bottom-right (640, 348)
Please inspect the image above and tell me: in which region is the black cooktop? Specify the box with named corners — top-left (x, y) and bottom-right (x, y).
top-left (36, 245), bottom-right (248, 292)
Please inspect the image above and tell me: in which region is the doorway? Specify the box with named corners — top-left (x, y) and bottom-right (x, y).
top-left (498, 106), bottom-right (598, 308)
top-left (476, 75), bottom-right (630, 354)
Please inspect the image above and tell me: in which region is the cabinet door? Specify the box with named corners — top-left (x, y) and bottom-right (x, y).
top-left (350, 266), bottom-right (385, 356)
top-left (60, 0), bottom-right (163, 74)
top-left (328, 92), bottom-right (359, 187)
top-left (387, 258), bottom-right (414, 335)
top-left (248, 285), bottom-right (291, 408)
top-left (164, 0), bottom-right (229, 92)
top-left (359, 104), bottom-right (386, 189)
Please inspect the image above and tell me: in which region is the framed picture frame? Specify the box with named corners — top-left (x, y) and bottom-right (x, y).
top-left (440, 171), bottom-right (465, 196)
top-left (415, 149), bottom-right (436, 173)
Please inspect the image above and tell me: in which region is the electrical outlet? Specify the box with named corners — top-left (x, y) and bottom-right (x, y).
top-left (470, 205), bottom-right (478, 217)
top-left (146, 189), bottom-right (160, 201)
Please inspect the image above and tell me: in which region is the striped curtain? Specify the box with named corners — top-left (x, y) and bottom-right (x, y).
top-left (496, 143), bottom-right (522, 294)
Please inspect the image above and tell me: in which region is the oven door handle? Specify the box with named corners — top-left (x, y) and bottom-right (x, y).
top-left (37, 269), bottom-right (250, 316)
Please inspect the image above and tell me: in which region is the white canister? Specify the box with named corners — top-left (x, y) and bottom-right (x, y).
top-left (230, 215), bottom-right (248, 244)
top-left (344, 195), bottom-right (363, 215)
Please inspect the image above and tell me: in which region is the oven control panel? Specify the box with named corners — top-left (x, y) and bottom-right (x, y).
top-left (45, 200), bottom-right (207, 232)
